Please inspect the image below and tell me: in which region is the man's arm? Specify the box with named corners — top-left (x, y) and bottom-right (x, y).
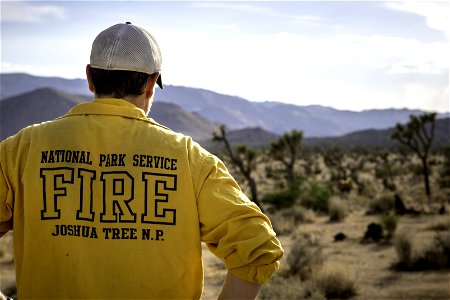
top-left (218, 272), bottom-right (262, 300)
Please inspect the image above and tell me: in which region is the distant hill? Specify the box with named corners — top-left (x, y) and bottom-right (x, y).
top-left (0, 88), bottom-right (88, 140)
top-left (149, 102), bottom-right (218, 141)
top-left (0, 73), bottom-right (89, 100)
top-left (1, 73), bottom-right (448, 138)
top-left (0, 88), bottom-right (218, 141)
top-left (304, 117), bottom-right (450, 149)
top-left (226, 127), bottom-right (279, 146)
top-left (206, 118), bottom-right (449, 150)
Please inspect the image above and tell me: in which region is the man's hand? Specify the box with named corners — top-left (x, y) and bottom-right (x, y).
top-left (218, 272), bottom-right (262, 300)
top-left (0, 290), bottom-right (8, 300)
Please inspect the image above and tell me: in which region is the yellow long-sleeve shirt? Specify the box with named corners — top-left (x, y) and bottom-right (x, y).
top-left (0, 98), bottom-right (283, 299)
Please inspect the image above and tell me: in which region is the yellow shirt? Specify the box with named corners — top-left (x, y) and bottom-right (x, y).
top-left (0, 98), bottom-right (283, 299)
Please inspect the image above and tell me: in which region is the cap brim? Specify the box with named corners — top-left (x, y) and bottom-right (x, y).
top-left (157, 74), bottom-right (163, 89)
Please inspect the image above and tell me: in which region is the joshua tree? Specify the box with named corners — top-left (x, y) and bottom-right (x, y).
top-left (391, 113), bottom-right (436, 198)
top-left (438, 147), bottom-right (450, 189)
top-left (212, 125), bottom-right (263, 211)
top-left (269, 129), bottom-right (303, 185)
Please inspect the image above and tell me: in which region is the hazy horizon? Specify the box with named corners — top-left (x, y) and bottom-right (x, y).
top-left (2, 71), bottom-right (449, 115)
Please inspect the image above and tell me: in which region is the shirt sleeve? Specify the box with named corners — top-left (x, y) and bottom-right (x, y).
top-left (0, 140), bottom-right (14, 238)
top-left (196, 154), bottom-right (284, 284)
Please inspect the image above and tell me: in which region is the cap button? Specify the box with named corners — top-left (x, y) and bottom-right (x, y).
top-left (126, 22), bottom-right (132, 25)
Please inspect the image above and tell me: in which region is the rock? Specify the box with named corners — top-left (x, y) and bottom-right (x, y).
top-left (334, 232), bottom-right (347, 242)
top-left (364, 223), bottom-right (383, 242)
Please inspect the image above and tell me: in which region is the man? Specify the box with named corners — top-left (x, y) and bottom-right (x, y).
top-left (0, 23), bottom-right (283, 299)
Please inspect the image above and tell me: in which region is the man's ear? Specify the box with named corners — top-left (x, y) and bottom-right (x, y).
top-left (144, 72), bottom-right (160, 99)
top-left (86, 64), bottom-right (95, 93)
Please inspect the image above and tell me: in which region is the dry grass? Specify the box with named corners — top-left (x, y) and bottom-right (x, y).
top-left (328, 196), bottom-right (349, 222)
top-left (287, 229), bottom-right (324, 280)
top-left (270, 207), bottom-right (316, 235)
top-left (393, 230), bottom-right (450, 271)
top-left (273, 211), bottom-right (450, 300)
top-left (313, 263), bottom-right (357, 299)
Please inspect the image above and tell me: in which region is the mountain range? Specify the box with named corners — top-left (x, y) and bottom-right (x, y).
top-left (1, 73), bottom-right (448, 146)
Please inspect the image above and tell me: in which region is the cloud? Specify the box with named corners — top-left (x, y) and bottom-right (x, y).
top-left (385, 1), bottom-right (449, 38)
top-left (1, 1), bottom-right (66, 23)
top-left (333, 34), bottom-right (448, 75)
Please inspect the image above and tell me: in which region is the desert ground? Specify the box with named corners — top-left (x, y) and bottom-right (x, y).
top-left (1, 150), bottom-right (449, 299)
top-left (200, 211), bottom-right (449, 300)
top-left (1, 211), bottom-right (449, 299)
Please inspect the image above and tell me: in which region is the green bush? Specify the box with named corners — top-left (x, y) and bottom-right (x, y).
top-left (381, 214), bottom-right (398, 239)
top-left (301, 181), bottom-right (332, 213)
top-left (261, 182), bottom-right (301, 209)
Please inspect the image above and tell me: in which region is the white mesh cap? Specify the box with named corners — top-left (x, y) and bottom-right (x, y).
top-left (90, 22), bottom-right (163, 89)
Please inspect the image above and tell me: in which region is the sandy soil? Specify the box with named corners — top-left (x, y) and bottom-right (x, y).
top-left (263, 210), bottom-right (450, 300)
top-left (1, 210), bottom-right (449, 299)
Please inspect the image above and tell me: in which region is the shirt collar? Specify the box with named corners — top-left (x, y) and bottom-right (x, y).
top-left (65, 98), bottom-right (148, 120)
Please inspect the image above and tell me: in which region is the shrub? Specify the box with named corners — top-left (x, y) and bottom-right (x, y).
top-left (328, 197), bottom-right (348, 222)
top-left (393, 231), bottom-right (450, 271)
top-left (261, 182), bottom-right (301, 209)
top-left (287, 231), bottom-right (324, 280)
top-left (313, 268), bottom-right (357, 299)
top-left (301, 181), bottom-right (332, 213)
top-left (367, 193), bottom-right (394, 214)
top-left (426, 219), bottom-right (450, 231)
top-left (394, 230), bottom-right (413, 267)
top-left (259, 275), bottom-right (325, 300)
top-left (270, 211), bottom-right (295, 236)
top-left (270, 206), bottom-right (316, 235)
top-left (381, 214), bottom-right (398, 240)
top-left (416, 232), bottom-right (450, 270)
top-left (281, 205), bottom-right (315, 224)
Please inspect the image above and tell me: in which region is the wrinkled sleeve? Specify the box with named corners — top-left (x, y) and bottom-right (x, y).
top-left (0, 141), bottom-right (14, 238)
top-left (196, 154), bottom-right (284, 284)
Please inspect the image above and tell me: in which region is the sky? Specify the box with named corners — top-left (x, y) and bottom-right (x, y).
top-left (1, 0), bottom-right (449, 113)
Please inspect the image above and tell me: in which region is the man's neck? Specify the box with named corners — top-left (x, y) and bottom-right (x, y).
top-left (95, 94), bottom-right (151, 115)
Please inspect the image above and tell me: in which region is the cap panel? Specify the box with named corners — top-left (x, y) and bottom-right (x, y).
top-left (90, 23), bottom-right (162, 76)
top-left (90, 24), bottom-right (124, 70)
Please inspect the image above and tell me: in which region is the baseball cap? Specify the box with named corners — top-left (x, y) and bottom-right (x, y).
top-left (90, 22), bottom-right (163, 89)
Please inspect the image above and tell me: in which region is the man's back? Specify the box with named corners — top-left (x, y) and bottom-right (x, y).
top-left (2, 98), bottom-right (203, 297)
top-left (0, 23), bottom-right (283, 299)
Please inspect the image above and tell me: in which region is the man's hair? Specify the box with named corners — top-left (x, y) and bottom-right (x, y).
top-left (90, 67), bottom-right (150, 98)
